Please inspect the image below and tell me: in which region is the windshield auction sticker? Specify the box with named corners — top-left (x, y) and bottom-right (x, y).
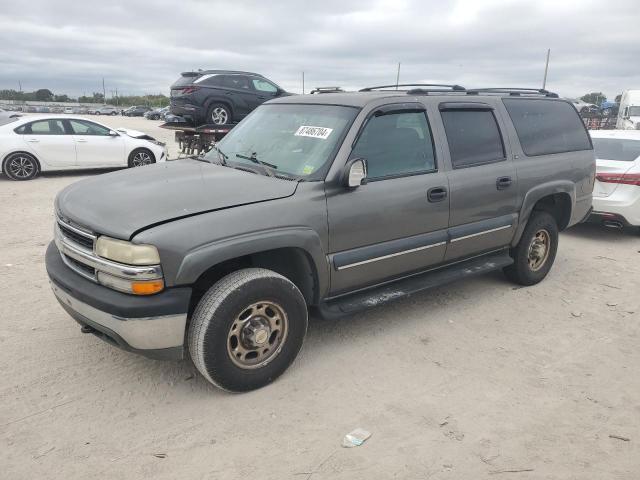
top-left (294, 126), bottom-right (333, 139)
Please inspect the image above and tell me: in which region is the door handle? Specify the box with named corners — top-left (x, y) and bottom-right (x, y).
top-left (27, 138), bottom-right (39, 143)
top-left (427, 186), bottom-right (448, 202)
top-left (496, 176), bottom-right (512, 190)
top-left (76, 139), bottom-right (88, 143)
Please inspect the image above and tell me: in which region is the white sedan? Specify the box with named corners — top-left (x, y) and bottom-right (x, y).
top-left (589, 130), bottom-right (640, 230)
top-left (0, 115), bottom-right (167, 181)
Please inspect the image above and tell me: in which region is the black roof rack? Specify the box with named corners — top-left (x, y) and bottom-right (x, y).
top-left (465, 88), bottom-right (559, 98)
top-left (310, 86), bottom-right (345, 94)
top-left (359, 83), bottom-right (466, 92)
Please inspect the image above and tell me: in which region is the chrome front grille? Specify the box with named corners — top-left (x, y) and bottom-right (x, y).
top-left (58, 223), bottom-right (95, 251)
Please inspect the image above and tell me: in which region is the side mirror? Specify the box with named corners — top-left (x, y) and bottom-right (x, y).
top-left (343, 158), bottom-right (367, 188)
top-left (108, 130), bottom-right (118, 136)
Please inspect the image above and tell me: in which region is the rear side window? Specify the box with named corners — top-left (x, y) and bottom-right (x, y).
top-left (16, 119), bottom-right (66, 135)
top-left (222, 75), bottom-right (250, 90)
top-left (592, 138), bottom-right (640, 161)
top-left (503, 99), bottom-right (592, 156)
top-left (441, 110), bottom-right (505, 168)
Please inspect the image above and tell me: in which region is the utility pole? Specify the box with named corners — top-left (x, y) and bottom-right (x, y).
top-left (18, 80), bottom-right (22, 92)
top-left (302, 71), bottom-right (305, 94)
top-left (542, 49), bottom-right (551, 89)
top-left (102, 78), bottom-right (106, 105)
top-left (395, 62), bottom-right (401, 90)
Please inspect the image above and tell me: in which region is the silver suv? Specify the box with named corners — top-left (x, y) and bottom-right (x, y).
top-left (46, 85), bottom-right (595, 391)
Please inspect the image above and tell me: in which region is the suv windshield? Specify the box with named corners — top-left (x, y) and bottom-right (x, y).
top-left (206, 104), bottom-right (359, 179)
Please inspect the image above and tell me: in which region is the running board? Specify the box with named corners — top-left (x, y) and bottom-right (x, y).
top-left (317, 250), bottom-right (513, 319)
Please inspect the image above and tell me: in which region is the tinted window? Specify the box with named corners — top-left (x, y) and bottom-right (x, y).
top-left (252, 79), bottom-right (278, 93)
top-left (19, 119), bottom-right (66, 135)
top-left (350, 111), bottom-right (436, 179)
top-left (441, 110), bottom-right (505, 168)
top-left (222, 75), bottom-right (250, 90)
top-left (503, 99), bottom-right (592, 156)
top-left (592, 138), bottom-right (640, 161)
top-left (198, 74), bottom-right (223, 86)
top-left (69, 120), bottom-right (111, 136)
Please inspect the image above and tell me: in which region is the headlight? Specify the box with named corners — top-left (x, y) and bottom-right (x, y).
top-left (95, 236), bottom-right (161, 265)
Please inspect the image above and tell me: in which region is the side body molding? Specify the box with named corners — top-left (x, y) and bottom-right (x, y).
top-left (174, 227), bottom-right (330, 299)
top-left (512, 180), bottom-right (575, 246)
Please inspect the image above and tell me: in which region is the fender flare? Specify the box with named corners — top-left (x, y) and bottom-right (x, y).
top-left (175, 227), bottom-right (330, 300)
top-left (512, 181), bottom-right (575, 246)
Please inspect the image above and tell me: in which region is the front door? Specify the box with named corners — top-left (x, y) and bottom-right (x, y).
top-left (20, 119), bottom-right (76, 167)
top-left (67, 119), bottom-right (125, 167)
top-left (327, 104), bottom-right (449, 294)
top-left (437, 102), bottom-right (518, 260)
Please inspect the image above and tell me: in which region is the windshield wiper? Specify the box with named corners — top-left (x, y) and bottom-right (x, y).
top-left (235, 153), bottom-right (278, 172)
top-left (207, 144), bottom-right (228, 166)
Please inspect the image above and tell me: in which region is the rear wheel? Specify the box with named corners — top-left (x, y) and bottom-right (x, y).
top-left (208, 103), bottom-right (231, 125)
top-left (3, 152), bottom-right (39, 181)
top-left (188, 268), bottom-right (308, 392)
top-left (127, 148), bottom-right (155, 168)
top-left (503, 211), bottom-right (558, 285)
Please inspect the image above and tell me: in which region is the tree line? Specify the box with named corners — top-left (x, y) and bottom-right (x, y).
top-left (0, 89), bottom-right (169, 107)
top-left (580, 92), bottom-right (623, 105)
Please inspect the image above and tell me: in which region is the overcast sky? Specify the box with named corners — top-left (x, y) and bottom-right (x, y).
top-left (1, 0), bottom-right (638, 100)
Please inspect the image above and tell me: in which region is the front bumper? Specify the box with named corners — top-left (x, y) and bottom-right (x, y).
top-left (46, 242), bottom-right (191, 360)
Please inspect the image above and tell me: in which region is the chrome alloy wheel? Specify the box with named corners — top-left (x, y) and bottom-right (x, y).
top-left (132, 151), bottom-right (152, 167)
top-left (211, 107), bottom-right (229, 125)
top-left (8, 155), bottom-right (36, 178)
top-left (528, 229), bottom-right (551, 271)
top-left (227, 301), bottom-right (288, 369)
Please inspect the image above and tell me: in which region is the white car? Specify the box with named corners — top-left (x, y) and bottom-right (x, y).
top-left (64, 107), bottom-right (74, 114)
top-left (0, 115), bottom-right (167, 181)
top-left (589, 130), bottom-right (640, 230)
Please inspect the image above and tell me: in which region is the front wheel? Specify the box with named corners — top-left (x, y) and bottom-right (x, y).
top-left (503, 211), bottom-right (558, 286)
top-left (188, 268), bottom-right (308, 392)
top-left (128, 148), bottom-right (155, 168)
top-left (3, 152), bottom-right (39, 180)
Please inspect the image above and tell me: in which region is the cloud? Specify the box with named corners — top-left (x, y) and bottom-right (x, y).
top-left (0, 0), bottom-right (638, 100)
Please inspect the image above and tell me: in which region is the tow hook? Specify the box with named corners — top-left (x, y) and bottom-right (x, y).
top-left (81, 325), bottom-right (95, 334)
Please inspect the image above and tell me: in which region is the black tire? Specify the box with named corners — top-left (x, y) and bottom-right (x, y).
top-left (207, 103), bottom-right (231, 125)
top-left (3, 152), bottom-right (40, 181)
top-left (188, 268), bottom-right (308, 392)
top-left (111, 111), bottom-right (117, 116)
top-left (503, 211), bottom-right (558, 286)
top-left (127, 148), bottom-right (155, 168)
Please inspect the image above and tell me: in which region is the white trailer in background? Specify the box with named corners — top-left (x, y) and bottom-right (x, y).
top-left (617, 90), bottom-right (640, 130)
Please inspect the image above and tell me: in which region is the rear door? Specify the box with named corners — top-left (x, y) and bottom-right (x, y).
top-left (437, 101), bottom-right (518, 261)
top-left (327, 103), bottom-right (449, 294)
top-left (220, 75), bottom-right (255, 118)
top-left (67, 119), bottom-right (125, 167)
top-left (19, 119), bottom-right (76, 167)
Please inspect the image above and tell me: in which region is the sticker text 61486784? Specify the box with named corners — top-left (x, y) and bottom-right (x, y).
top-left (294, 125), bottom-right (334, 140)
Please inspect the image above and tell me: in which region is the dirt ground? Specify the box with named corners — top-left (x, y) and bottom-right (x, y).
top-left (1, 116), bottom-right (639, 479)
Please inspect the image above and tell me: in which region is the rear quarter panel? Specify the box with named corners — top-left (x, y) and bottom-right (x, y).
top-left (496, 100), bottom-right (595, 242)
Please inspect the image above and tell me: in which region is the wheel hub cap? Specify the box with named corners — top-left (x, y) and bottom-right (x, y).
top-left (227, 301), bottom-right (288, 369)
top-left (528, 229), bottom-right (550, 271)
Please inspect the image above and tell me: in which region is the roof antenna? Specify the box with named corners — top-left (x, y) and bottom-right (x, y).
top-left (542, 49), bottom-right (551, 89)
top-left (395, 62), bottom-right (401, 90)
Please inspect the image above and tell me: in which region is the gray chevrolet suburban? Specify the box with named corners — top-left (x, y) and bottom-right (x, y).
top-left (46, 84), bottom-right (595, 391)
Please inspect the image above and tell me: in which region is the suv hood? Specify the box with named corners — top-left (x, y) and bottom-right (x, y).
top-left (56, 159), bottom-right (299, 239)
